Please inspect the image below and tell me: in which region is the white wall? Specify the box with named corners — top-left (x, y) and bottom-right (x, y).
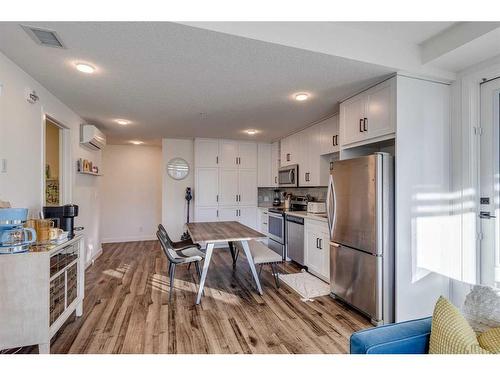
top-left (162, 138), bottom-right (194, 241)
top-left (100, 145), bottom-right (162, 243)
top-left (0, 51), bottom-right (101, 266)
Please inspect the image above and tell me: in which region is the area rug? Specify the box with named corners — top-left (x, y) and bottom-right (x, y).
top-left (279, 270), bottom-right (330, 302)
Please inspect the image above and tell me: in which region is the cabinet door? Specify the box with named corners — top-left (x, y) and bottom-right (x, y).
top-left (194, 207), bottom-right (219, 222)
top-left (306, 124), bottom-right (323, 186)
top-left (318, 231), bottom-right (330, 279)
top-left (195, 168), bottom-right (219, 206)
top-left (219, 139), bottom-right (238, 167)
top-left (239, 206), bottom-right (257, 230)
top-left (365, 78), bottom-right (395, 139)
top-left (280, 137), bottom-right (290, 167)
top-left (238, 169), bottom-right (257, 205)
top-left (297, 128), bottom-right (311, 186)
top-left (219, 206), bottom-right (238, 221)
top-left (271, 142), bottom-right (280, 186)
top-left (195, 138), bottom-right (219, 168)
top-left (340, 94), bottom-right (366, 146)
top-left (259, 210), bottom-right (269, 235)
top-left (305, 227), bottom-right (322, 274)
top-left (238, 142), bottom-right (257, 169)
top-left (257, 143), bottom-right (272, 187)
top-left (320, 115), bottom-right (339, 155)
top-left (219, 168), bottom-right (239, 206)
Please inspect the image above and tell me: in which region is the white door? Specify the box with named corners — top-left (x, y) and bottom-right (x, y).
top-left (257, 143), bottom-right (272, 187)
top-left (239, 206), bottom-right (257, 230)
top-left (238, 142), bottom-right (257, 169)
top-left (195, 138), bottom-right (219, 168)
top-left (341, 94), bottom-right (366, 145)
top-left (238, 169), bottom-right (257, 205)
top-left (271, 142), bottom-right (280, 186)
top-left (219, 139), bottom-right (238, 168)
top-left (365, 78), bottom-right (395, 139)
top-left (219, 168), bottom-right (239, 206)
top-left (195, 168), bottom-right (219, 206)
top-left (194, 207), bottom-right (219, 222)
top-left (480, 77), bottom-right (500, 287)
top-left (219, 206), bottom-right (238, 222)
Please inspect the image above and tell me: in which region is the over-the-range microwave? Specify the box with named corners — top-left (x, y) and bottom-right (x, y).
top-left (278, 164), bottom-right (299, 187)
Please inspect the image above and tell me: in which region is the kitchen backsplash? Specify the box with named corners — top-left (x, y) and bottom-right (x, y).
top-left (258, 187), bottom-right (327, 205)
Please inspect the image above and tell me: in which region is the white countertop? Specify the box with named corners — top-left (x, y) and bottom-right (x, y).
top-left (286, 211), bottom-right (328, 223)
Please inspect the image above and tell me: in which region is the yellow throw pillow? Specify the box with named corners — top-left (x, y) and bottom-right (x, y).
top-left (478, 327), bottom-right (500, 354)
top-left (429, 296), bottom-right (490, 354)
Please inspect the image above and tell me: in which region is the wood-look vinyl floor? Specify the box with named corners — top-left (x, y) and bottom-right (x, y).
top-left (45, 240), bottom-right (371, 354)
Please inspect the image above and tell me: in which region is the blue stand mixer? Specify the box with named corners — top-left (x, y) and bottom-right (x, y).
top-left (0, 208), bottom-right (37, 254)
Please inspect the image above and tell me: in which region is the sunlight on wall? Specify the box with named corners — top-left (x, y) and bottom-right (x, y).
top-left (412, 188), bottom-right (476, 284)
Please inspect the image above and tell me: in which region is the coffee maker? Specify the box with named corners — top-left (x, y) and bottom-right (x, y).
top-left (43, 204), bottom-right (81, 238)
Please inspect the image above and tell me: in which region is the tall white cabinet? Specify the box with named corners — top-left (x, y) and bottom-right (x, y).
top-left (257, 142), bottom-right (280, 187)
top-left (194, 138), bottom-right (258, 230)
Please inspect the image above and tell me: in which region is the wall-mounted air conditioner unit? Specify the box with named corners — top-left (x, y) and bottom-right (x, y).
top-left (80, 124), bottom-right (106, 151)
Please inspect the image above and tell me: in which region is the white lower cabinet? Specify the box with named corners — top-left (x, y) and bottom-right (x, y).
top-left (239, 206), bottom-right (257, 230)
top-left (305, 220), bottom-right (330, 282)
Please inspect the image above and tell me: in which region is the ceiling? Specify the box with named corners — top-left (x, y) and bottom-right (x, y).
top-left (0, 22), bottom-right (399, 144)
top-left (338, 22), bottom-right (456, 45)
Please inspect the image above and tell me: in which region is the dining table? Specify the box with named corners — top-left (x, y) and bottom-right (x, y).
top-left (186, 221), bottom-right (267, 304)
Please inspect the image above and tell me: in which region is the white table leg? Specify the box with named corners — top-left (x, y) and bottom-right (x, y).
top-left (240, 240), bottom-right (263, 295)
top-left (196, 242), bottom-right (214, 304)
top-left (38, 342), bottom-right (50, 354)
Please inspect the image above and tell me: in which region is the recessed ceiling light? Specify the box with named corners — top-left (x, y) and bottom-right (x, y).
top-left (294, 93), bottom-right (310, 101)
top-left (130, 140), bottom-right (144, 145)
top-left (246, 129), bottom-right (257, 135)
top-left (75, 63), bottom-right (95, 74)
top-left (115, 119), bottom-right (131, 126)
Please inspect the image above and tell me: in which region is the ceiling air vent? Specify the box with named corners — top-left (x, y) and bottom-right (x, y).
top-left (21, 25), bottom-right (66, 48)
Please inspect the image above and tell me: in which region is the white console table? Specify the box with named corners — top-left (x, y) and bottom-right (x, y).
top-left (0, 235), bottom-right (85, 354)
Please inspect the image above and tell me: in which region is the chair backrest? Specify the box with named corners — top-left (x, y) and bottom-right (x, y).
top-left (156, 230), bottom-right (179, 262)
top-left (158, 223), bottom-right (176, 244)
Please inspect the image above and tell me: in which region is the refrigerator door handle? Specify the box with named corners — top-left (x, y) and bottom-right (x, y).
top-left (326, 174), bottom-right (336, 241)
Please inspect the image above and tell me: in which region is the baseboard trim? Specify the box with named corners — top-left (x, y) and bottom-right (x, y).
top-left (101, 235), bottom-right (157, 244)
top-left (86, 247), bottom-right (103, 269)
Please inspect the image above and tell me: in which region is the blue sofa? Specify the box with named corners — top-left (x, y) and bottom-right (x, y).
top-left (350, 317), bottom-right (432, 354)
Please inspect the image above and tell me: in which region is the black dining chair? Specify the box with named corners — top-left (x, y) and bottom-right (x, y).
top-left (158, 224), bottom-right (200, 251)
top-left (156, 229), bottom-right (205, 302)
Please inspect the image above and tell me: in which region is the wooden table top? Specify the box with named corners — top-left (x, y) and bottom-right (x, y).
top-left (187, 221), bottom-right (266, 244)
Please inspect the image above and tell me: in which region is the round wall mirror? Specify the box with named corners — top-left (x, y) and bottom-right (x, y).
top-left (167, 158), bottom-right (190, 180)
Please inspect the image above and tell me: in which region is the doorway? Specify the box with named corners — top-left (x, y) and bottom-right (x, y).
top-left (479, 76), bottom-right (500, 288)
top-left (44, 118), bottom-right (63, 206)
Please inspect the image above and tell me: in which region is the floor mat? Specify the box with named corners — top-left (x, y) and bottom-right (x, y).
top-left (279, 270), bottom-right (330, 301)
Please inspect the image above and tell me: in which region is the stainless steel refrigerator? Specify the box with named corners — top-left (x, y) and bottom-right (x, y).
top-left (327, 153), bottom-right (394, 325)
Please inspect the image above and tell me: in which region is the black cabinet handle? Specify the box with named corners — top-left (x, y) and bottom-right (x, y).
top-left (363, 118), bottom-right (368, 132)
top-left (316, 238), bottom-right (319, 249)
top-left (216, 156), bottom-right (218, 164)
top-left (275, 176), bottom-right (277, 183)
top-left (332, 135), bottom-right (335, 146)
top-left (359, 119), bottom-right (363, 132)
top-left (286, 153), bottom-right (290, 162)
top-left (319, 239), bottom-right (322, 249)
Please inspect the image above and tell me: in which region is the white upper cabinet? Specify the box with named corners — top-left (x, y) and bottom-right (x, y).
top-left (271, 142), bottom-right (280, 187)
top-left (195, 138), bottom-right (219, 168)
top-left (257, 143), bottom-right (272, 187)
top-left (219, 139), bottom-right (239, 167)
top-left (195, 168), bottom-right (219, 207)
top-left (238, 142), bottom-right (257, 169)
top-left (340, 77), bottom-right (396, 147)
top-left (365, 79), bottom-right (395, 139)
top-left (319, 114), bottom-right (339, 155)
top-left (280, 133), bottom-right (300, 167)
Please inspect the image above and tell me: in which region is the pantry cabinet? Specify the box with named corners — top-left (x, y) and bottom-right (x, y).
top-left (305, 221), bottom-right (330, 282)
top-left (271, 142), bottom-right (280, 186)
top-left (340, 77), bottom-right (396, 147)
top-left (194, 138), bottom-right (258, 226)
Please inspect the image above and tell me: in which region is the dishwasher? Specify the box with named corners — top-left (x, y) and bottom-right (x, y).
top-left (286, 214), bottom-right (305, 266)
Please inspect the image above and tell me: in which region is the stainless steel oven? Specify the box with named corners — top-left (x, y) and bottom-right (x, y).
top-left (267, 209), bottom-right (286, 259)
top-left (278, 164), bottom-right (299, 187)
